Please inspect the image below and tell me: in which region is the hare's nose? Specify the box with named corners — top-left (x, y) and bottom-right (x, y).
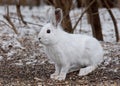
top-left (38, 38), bottom-right (41, 40)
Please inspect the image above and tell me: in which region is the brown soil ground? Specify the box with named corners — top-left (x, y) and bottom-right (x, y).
top-left (0, 42), bottom-right (120, 86)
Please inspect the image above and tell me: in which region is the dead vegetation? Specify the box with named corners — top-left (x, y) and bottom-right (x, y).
top-left (0, 37), bottom-right (120, 85)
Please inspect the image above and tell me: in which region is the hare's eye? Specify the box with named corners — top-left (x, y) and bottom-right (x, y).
top-left (46, 29), bottom-right (51, 33)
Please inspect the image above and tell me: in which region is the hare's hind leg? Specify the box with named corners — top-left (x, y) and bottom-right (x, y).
top-left (78, 65), bottom-right (97, 76)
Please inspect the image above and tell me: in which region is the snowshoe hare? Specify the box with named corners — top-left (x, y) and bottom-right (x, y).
top-left (38, 8), bottom-right (104, 81)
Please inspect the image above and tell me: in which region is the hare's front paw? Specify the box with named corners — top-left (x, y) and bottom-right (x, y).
top-left (55, 74), bottom-right (66, 81)
top-left (50, 73), bottom-right (66, 81)
top-left (50, 73), bottom-right (59, 79)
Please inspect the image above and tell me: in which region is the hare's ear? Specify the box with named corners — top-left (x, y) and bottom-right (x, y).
top-left (47, 7), bottom-right (63, 27)
top-left (55, 8), bottom-right (63, 26)
top-left (46, 7), bottom-right (56, 24)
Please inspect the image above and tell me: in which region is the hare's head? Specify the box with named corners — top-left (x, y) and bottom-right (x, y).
top-left (38, 8), bottom-right (63, 45)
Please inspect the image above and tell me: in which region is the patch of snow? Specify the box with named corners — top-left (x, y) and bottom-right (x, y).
top-left (14, 62), bottom-right (23, 66)
top-left (0, 56), bottom-right (3, 61)
top-left (7, 50), bottom-right (16, 58)
top-left (103, 56), bottom-right (112, 66)
top-left (26, 60), bottom-right (37, 65)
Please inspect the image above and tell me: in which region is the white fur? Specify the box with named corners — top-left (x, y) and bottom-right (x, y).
top-left (38, 8), bottom-right (104, 81)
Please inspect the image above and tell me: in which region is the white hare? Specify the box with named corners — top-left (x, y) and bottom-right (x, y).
top-left (38, 8), bottom-right (104, 81)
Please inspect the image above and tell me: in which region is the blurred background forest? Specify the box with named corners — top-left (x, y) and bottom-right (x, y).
top-left (0, 0), bottom-right (120, 41)
top-left (0, 0), bottom-right (120, 85)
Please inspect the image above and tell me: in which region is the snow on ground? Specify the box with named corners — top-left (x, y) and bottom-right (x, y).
top-left (0, 5), bottom-right (120, 66)
top-left (0, 5), bottom-right (119, 85)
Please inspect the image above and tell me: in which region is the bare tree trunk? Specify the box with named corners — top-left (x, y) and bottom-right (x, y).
top-left (62, 13), bottom-right (73, 33)
top-left (87, 0), bottom-right (103, 41)
top-left (118, 0), bottom-right (120, 8)
top-left (16, 0), bottom-right (27, 25)
top-left (77, 0), bottom-right (81, 8)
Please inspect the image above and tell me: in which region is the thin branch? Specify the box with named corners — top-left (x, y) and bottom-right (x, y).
top-left (3, 15), bottom-right (18, 34)
top-left (103, 0), bottom-right (119, 42)
top-left (10, 16), bottom-right (43, 27)
top-left (26, 21), bottom-right (43, 27)
top-left (45, 0), bottom-right (54, 5)
top-left (3, 5), bottom-right (18, 34)
top-left (0, 20), bottom-right (11, 28)
top-left (0, 46), bottom-right (8, 53)
top-left (0, 14), bottom-right (43, 27)
top-left (73, 0), bottom-right (96, 30)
